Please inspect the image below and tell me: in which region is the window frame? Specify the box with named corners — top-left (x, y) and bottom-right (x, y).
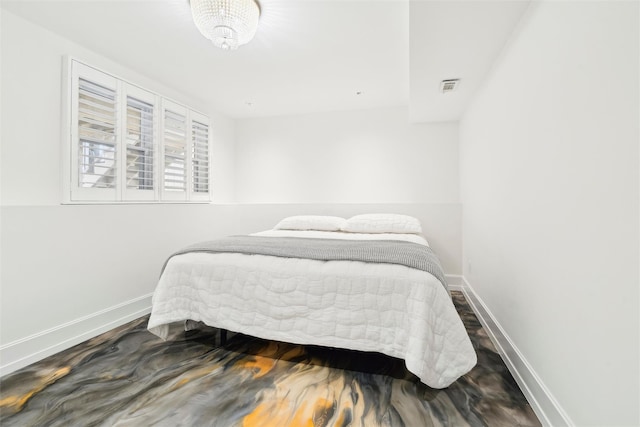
top-left (62, 57), bottom-right (212, 204)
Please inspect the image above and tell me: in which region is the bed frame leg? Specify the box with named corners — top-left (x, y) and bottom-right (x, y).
top-left (220, 329), bottom-right (227, 345)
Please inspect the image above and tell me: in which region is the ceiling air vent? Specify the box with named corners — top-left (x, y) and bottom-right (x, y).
top-left (440, 79), bottom-right (460, 94)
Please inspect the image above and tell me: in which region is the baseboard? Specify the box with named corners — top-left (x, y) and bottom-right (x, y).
top-left (445, 274), bottom-right (464, 289)
top-left (460, 277), bottom-right (574, 427)
top-left (0, 293), bottom-right (153, 377)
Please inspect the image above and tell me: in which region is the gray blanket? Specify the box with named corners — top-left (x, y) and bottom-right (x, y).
top-left (163, 236), bottom-right (447, 289)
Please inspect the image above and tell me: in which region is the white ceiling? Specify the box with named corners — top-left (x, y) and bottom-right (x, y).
top-left (410, 1), bottom-right (531, 122)
top-left (1, 0), bottom-right (530, 121)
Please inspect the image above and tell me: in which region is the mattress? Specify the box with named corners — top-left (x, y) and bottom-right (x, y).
top-left (252, 229), bottom-right (431, 246)
top-left (148, 230), bottom-right (476, 388)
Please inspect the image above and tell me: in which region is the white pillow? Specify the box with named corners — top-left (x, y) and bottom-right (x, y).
top-left (342, 214), bottom-right (422, 234)
top-left (274, 215), bottom-right (346, 232)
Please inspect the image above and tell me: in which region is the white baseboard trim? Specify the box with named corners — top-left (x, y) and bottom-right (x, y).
top-left (445, 274), bottom-right (464, 288)
top-left (460, 277), bottom-right (574, 427)
top-left (0, 293), bottom-right (153, 377)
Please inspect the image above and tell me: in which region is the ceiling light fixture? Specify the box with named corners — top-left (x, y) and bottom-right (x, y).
top-left (190, 0), bottom-right (260, 51)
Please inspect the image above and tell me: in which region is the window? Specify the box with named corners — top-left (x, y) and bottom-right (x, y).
top-left (161, 101), bottom-right (188, 200)
top-left (191, 113), bottom-right (211, 200)
top-left (78, 78), bottom-right (117, 191)
top-left (64, 59), bottom-right (211, 203)
top-left (125, 94), bottom-right (155, 195)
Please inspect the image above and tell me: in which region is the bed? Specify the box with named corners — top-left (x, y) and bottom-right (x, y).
top-left (147, 214), bottom-right (477, 389)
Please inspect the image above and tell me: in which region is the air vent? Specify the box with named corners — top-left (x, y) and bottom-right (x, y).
top-left (440, 79), bottom-right (460, 94)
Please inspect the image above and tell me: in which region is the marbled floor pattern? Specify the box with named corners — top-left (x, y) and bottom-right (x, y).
top-left (0, 292), bottom-right (541, 427)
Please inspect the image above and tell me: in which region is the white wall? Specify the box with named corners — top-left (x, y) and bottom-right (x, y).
top-left (211, 114), bottom-right (237, 203)
top-left (0, 11), bottom-right (235, 366)
top-left (233, 106), bottom-right (463, 270)
top-left (460, 2), bottom-right (639, 426)
top-left (233, 107), bottom-right (463, 270)
top-left (235, 108), bottom-right (459, 203)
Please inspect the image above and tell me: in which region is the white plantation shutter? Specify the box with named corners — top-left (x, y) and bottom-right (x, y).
top-left (161, 101), bottom-right (188, 200)
top-left (190, 112), bottom-right (210, 200)
top-left (122, 85), bottom-right (157, 201)
top-left (65, 58), bottom-right (211, 203)
top-left (70, 63), bottom-right (119, 201)
top-left (78, 79), bottom-right (118, 188)
top-left (126, 98), bottom-right (154, 189)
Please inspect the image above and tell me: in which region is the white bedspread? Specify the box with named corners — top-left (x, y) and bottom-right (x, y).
top-left (148, 232), bottom-right (476, 388)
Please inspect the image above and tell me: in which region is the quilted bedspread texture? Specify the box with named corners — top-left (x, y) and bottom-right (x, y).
top-left (148, 251), bottom-right (477, 389)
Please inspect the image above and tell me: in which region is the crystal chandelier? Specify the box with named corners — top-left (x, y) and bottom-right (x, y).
top-left (191, 0), bottom-right (261, 50)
